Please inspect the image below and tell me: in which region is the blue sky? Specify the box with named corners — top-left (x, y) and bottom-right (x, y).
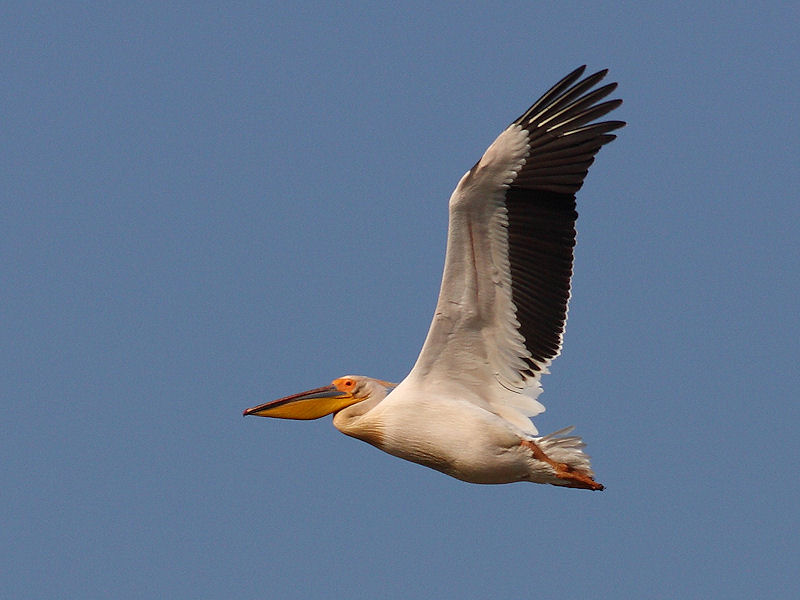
top-left (3, 3), bottom-right (799, 598)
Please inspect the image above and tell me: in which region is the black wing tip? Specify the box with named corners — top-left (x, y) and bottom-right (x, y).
top-left (515, 66), bottom-right (622, 130)
top-left (570, 64), bottom-right (588, 77)
top-left (600, 118), bottom-right (627, 131)
top-left (596, 81), bottom-right (618, 96)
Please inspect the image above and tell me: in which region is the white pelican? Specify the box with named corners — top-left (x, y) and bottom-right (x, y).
top-left (245, 66), bottom-right (624, 490)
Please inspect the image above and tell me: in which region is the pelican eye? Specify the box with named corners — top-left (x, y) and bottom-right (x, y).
top-left (335, 378), bottom-right (357, 393)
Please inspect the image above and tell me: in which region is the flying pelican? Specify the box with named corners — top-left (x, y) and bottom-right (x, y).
top-left (244, 66), bottom-right (624, 490)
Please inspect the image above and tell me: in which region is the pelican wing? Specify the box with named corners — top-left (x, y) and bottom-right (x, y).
top-left (408, 66), bottom-right (624, 433)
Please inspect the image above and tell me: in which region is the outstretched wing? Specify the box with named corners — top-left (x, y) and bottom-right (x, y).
top-left (407, 66), bottom-right (624, 433)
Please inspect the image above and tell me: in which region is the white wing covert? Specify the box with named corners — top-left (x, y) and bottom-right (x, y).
top-left (408, 66), bottom-right (624, 434)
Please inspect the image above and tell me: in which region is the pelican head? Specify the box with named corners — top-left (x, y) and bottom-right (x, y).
top-left (243, 375), bottom-right (394, 421)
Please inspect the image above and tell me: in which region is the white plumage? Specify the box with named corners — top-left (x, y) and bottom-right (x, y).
top-left (245, 66), bottom-right (624, 489)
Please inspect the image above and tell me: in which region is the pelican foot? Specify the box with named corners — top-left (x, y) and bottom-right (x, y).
top-left (520, 439), bottom-right (605, 491)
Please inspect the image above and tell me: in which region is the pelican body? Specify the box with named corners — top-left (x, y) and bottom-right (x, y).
top-left (245, 66), bottom-right (624, 490)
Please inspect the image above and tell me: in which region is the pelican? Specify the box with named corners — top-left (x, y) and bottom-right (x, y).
top-left (245, 66), bottom-right (624, 490)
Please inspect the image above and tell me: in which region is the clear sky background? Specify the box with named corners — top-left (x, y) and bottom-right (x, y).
top-left (3, 3), bottom-right (799, 599)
